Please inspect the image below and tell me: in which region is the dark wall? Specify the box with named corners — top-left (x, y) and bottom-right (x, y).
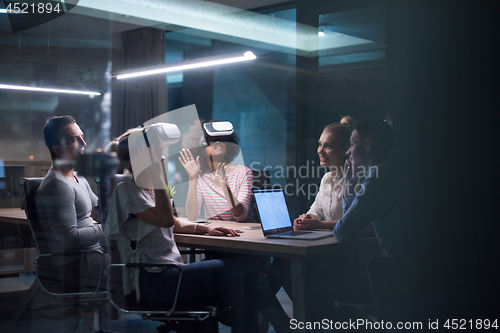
top-left (386, 0), bottom-right (500, 320)
top-left (293, 0), bottom-right (500, 320)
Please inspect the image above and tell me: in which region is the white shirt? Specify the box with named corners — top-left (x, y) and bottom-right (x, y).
top-left (307, 171), bottom-right (344, 221)
top-left (105, 179), bottom-right (184, 302)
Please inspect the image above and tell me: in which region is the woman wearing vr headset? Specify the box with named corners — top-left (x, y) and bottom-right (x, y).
top-left (180, 121), bottom-right (292, 332)
top-left (105, 127), bottom-right (261, 333)
top-left (179, 120), bottom-right (253, 222)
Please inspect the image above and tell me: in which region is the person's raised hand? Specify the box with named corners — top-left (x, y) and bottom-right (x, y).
top-left (206, 163), bottom-right (228, 188)
top-left (179, 149), bottom-right (201, 180)
top-left (343, 159), bottom-right (363, 197)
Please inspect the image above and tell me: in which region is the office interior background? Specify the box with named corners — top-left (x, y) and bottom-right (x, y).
top-left (0, 0), bottom-right (499, 330)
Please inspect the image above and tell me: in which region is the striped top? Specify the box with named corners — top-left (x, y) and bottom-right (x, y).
top-left (197, 165), bottom-right (253, 222)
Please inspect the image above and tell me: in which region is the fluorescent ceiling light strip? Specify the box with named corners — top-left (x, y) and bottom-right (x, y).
top-left (117, 51), bottom-right (256, 80)
top-left (0, 84), bottom-right (101, 96)
top-left (0, 9), bottom-right (22, 14)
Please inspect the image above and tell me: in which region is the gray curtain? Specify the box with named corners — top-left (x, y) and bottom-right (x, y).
top-left (112, 27), bottom-right (167, 136)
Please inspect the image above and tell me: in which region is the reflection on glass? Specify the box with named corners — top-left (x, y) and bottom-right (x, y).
top-left (319, 5), bottom-right (385, 70)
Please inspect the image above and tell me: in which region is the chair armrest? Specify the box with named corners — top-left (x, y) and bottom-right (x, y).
top-left (37, 248), bottom-right (104, 259)
top-left (108, 262), bottom-right (184, 315)
top-left (35, 250), bottom-right (106, 296)
top-left (123, 262), bottom-right (184, 271)
top-left (179, 249), bottom-right (206, 255)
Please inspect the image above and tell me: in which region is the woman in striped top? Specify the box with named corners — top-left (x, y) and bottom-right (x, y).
top-left (179, 120), bottom-right (253, 222)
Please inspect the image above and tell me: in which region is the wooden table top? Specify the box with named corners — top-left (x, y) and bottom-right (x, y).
top-left (174, 218), bottom-right (378, 259)
top-left (0, 208), bottom-right (28, 225)
top-left (0, 209), bottom-right (378, 259)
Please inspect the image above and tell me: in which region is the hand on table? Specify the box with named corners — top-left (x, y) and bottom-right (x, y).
top-left (204, 225), bottom-right (240, 237)
top-left (179, 149), bottom-right (201, 180)
top-left (293, 214), bottom-right (321, 230)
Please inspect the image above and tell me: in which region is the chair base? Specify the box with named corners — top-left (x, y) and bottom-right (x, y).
top-left (155, 316), bottom-right (219, 333)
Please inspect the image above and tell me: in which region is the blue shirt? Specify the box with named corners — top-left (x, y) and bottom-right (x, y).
top-left (333, 162), bottom-right (402, 256)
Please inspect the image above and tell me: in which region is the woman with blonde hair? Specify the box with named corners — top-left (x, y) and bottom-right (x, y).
top-left (294, 116), bottom-right (354, 230)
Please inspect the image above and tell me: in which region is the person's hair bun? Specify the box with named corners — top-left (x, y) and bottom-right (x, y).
top-left (340, 115), bottom-right (354, 127)
top-left (109, 140), bottom-right (119, 152)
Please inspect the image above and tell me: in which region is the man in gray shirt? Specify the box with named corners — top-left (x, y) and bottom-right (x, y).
top-left (36, 115), bottom-right (107, 292)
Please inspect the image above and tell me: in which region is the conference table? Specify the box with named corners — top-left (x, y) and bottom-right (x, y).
top-left (0, 208), bottom-right (379, 332)
top-left (0, 208), bottom-right (37, 276)
top-left (174, 218), bottom-right (379, 331)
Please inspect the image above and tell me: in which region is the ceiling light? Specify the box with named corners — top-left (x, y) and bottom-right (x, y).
top-left (0, 8), bottom-right (22, 14)
top-left (0, 83), bottom-right (101, 96)
top-left (116, 51), bottom-right (257, 80)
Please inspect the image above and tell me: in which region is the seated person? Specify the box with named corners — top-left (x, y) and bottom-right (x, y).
top-left (334, 118), bottom-right (401, 256)
top-left (180, 121), bottom-right (291, 331)
top-left (105, 127), bottom-right (261, 332)
top-left (179, 120), bottom-right (253, 222)
top-left (294, 116), bottom-right (353, 230)
top-left (36, 115), bottom-right (107, 292)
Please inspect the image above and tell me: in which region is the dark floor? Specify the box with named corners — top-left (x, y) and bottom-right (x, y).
top-left (0, 275), bottom-right (293, 333)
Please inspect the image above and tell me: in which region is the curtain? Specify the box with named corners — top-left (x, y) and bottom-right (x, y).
top-left (112, 27), bottom-right (167, 136)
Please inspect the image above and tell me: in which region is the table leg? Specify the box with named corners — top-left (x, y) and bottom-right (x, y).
top-left (290, 257), bottom-right (308, 333)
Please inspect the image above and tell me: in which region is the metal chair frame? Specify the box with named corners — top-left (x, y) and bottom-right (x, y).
top-left (97, 174), bottom-right (222, 332)
top-left (19, 177), bottom-right (110, 333)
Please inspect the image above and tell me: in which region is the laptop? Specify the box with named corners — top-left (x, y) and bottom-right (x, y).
top-left (253, 188), bottom-right (333, 240)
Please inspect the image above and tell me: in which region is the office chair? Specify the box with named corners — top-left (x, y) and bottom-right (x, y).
top-left (95, 174), bottom-right (205, 262)
top-left (332, 254), bottom-right (413, 322)
top-left (18, 177), bottom-right (110, 333)
top-left (252, 170), bottom-right (271, 190)
top-left (107, 239), bottom-right (221, 333)
top-left (96, 174), bottom-right (225, 333)
top-left (95, 174), bottom-right (129, 225)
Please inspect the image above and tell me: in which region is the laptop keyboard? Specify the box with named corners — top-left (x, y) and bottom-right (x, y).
top-left (269, 230), bottom-right (313, 238)
top-left (288, 230), bottom-right (312, 236)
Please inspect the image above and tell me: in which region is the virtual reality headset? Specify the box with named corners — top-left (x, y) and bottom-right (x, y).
top-left (143, 122), bottom-right (181, 148)
top-left (203, 121), bottom-right (234, 136)
top-left (201, 121), bottom-right (234, 145)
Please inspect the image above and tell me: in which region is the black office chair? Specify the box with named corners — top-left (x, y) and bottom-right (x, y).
top-left (96, 174), bottom-right (225, 333)
top-left (95, 174), bottom-right (129, 226)
top-left (332, 255), bottom-right (413, 323)
top-left (18, 177), bottom-right (109, 333)
top-left (95, 174), bottom-right (205, 262)
top-left (107, 239), bottom-right (222, 333)
top-left (252, 170), bottom-right (271, 190)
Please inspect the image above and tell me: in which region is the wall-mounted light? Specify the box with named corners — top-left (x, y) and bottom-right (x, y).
top-left (318, 29), bottom-right (325, 37)
top-left (116, 51), bottom-right (257, 80)
top-left (0, 83), bottom-right (101, 96)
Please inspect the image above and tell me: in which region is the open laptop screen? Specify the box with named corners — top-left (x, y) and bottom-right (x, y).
top-left (253, 188), bottom-right (292, 232)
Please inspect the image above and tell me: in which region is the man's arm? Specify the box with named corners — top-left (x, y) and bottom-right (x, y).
top-left (333, 169), bottom-right (391, 241)
top-left (40, 180), bottom-right (103, 251)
